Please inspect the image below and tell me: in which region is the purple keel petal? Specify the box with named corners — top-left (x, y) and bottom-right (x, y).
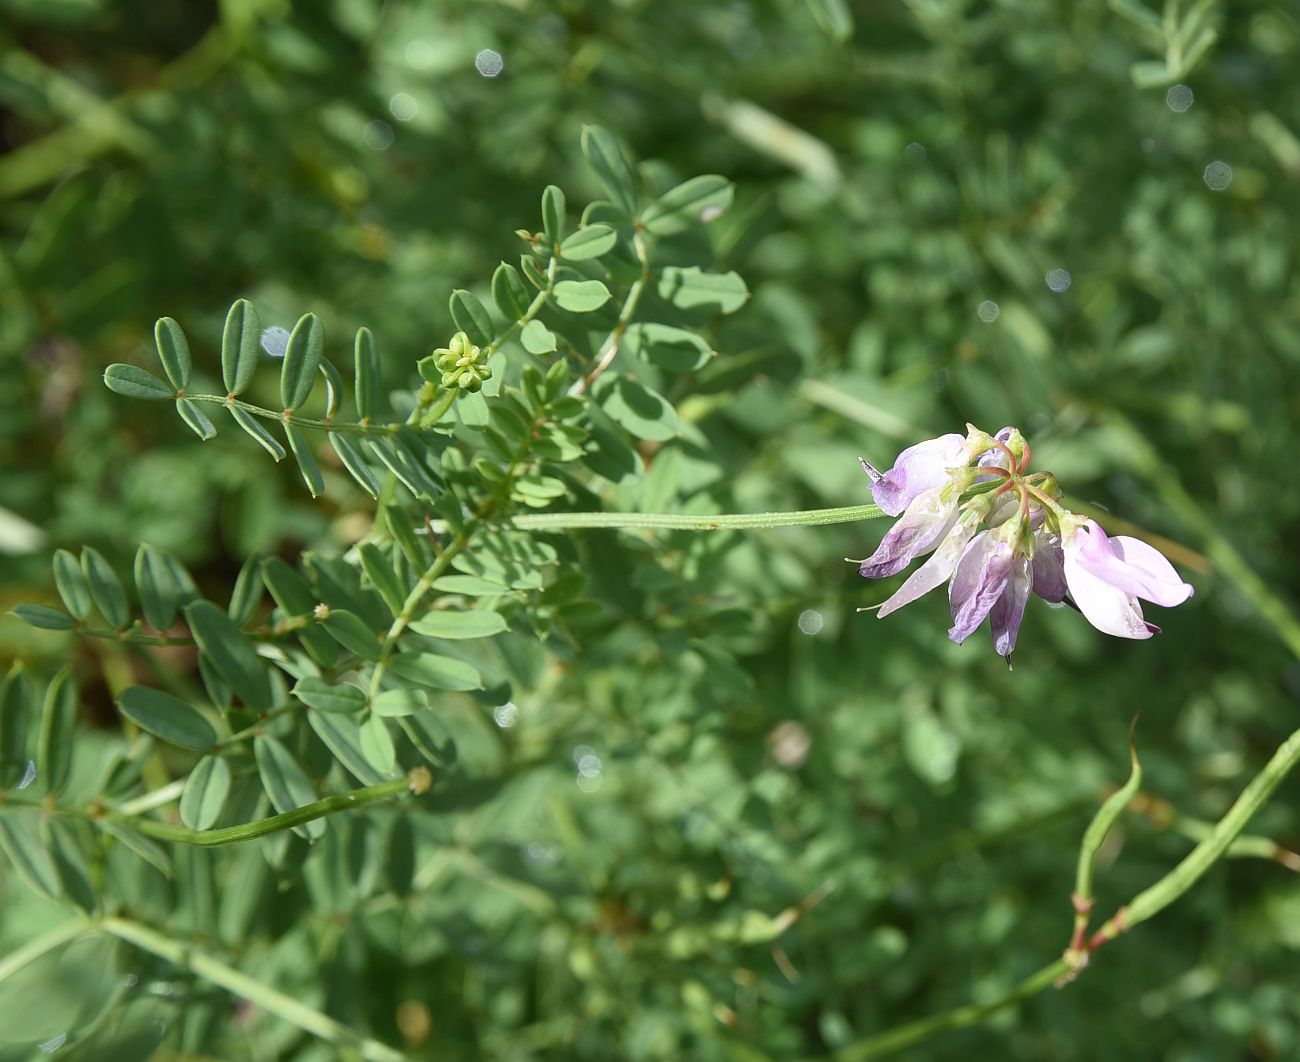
top-left (868, 433), bottom-right (966, 516)
top-left (859, 486), bottom-right (959, 579)
top-left (989, 553), bottom-right (1033, 656)
top-left (876, 511), bottom-right (982, 618)
top-left (947, 532), bottom-right (1014, 644)
top-left (1031, 530), bottom-right (1067, 603)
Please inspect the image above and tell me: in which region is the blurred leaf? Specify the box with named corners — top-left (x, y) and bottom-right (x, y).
top-left (387, 652), bottom-right (482, 692)
top-left (13, 603), bottom-right (75, 629)
top-left (582, 124), bottom-right (638, 215)
top-left (359, 714), bottom-right (395, 774)
top-left (409, 610), bottom-right (508, 639)
top-left (330, 434), bottom-right (381, 498)
top-left (134, 543), bottom-right (181, 630)
top-left (227, 553), bottom-right (263, 626)
top-left (599, 375), bottom-right (679, 440)
top-left (52, 547), bottom-right (91, 619)
top-left (641, 175), bottom-right (733, 234)
top-left (179, 754), bottom-right (232, 831)
top-left (521, 319), bottom-right (557, 354)
top-left (38, 668), bottom-right (76, 794)
top-left (293, 677), bottom-right (367, 714)
top-left (493, 262), bottom-right (531, 321)
top-left (0, 808), bottom-right (61, 898)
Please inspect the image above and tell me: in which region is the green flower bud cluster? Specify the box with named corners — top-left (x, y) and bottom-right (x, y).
top-left (418, 331), bottom-right (493, 393)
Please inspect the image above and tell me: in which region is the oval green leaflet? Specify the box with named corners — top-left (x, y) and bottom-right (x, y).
top-left (409, 609), bottom-right (509, 640)
top-left (281, 312), bottom-right (323, 411)
top-left (116, 687), bottom-right (217, 751)
top-left (253, 734), bottom-right (325, 840)
top-left (221, 297), bottom-right (260, 395)
top-left (154, 316), bottom-right (192, 391)
top-left (103, 364), bottom-right (175, 400)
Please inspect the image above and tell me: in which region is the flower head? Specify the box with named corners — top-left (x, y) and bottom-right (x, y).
top-left (858, 424), bottom-right (1194, 657)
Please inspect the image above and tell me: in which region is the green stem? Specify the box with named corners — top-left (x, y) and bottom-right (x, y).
top-left (460, 503), bottom-right (885, 533)
top-left (99, 917), bottom-right (409, 1062)
top-left (184, 394), bottom-right (403, 435)
top-left (1121, 724), bottom-right (1300, 929)
top-left (832, 959), bottom-right (1071, 1061)
top-left (832, 722), bottom-right (1300, 1059)
top-left (0, 919), bottom-right (88, 984)
top-left (104, 774), bottom-right (421, 847)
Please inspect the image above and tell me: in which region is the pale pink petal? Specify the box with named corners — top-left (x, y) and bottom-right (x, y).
top-left (1105, 536), bottom-right (1195, 607)
top-left (869, 433), bottom-right (966, 516)
top-left (1063, 546), bottom-right (1156, 639)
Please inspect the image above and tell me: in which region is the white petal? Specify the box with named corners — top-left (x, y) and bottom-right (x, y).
top-left (1063, 550), bottom-right (1155, 639)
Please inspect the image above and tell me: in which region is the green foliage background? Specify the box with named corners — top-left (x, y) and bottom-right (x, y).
top-left (2, 0), bottom-right (1300, 1059)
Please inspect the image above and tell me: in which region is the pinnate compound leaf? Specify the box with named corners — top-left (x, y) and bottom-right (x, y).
top-left (450, 289), bottom-right (495, 348)
top-left (176, 398), bottom-right (217, 440)
top-left (281, 312), bottom-right (323, 411)
top-left (184, 600), bottom-right (272, 711)
top-left (409, 609), bottom-right (508, 640)
top-left (135, 544), bottom-right (181, 630)
top-left (53, 548), bottom-right (91, 619)
top-left (581, 125), bottom-right (638, 215)
top-left (254, 734), bottom-right (325, 840)
top-left (154, 316), bottom-right (191, 391)
top-left (221, 298), bottom-right (260, 395)
top-left (104, 364), bottom-right (174, 400)
top-left (224, 407), bottom-right (282, 461)
top-left (117, 687), bottom-right (217, 751)
top-left (180, 754), bottom-right (232, 831)
top-left (82, 547), bottom-right (129, 628)
top-left (640, 175), bottom-right (733, 235)
top-left (555, 280), bottom-right (612, 313)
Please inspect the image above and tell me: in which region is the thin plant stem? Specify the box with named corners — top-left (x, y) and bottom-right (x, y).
top-left (99, 917), bottom-right (410, 1062)
top-left (0, 919), bottom-right (89, 985)
top-left (830, 720), bottom-right (1300, 1059)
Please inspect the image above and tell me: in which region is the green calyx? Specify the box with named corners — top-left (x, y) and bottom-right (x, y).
top-left (417, 331), bottom-right (493, 394)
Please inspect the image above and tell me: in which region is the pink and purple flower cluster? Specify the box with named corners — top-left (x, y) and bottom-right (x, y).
top-left (859, 425), bottom-right (1194, 658)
